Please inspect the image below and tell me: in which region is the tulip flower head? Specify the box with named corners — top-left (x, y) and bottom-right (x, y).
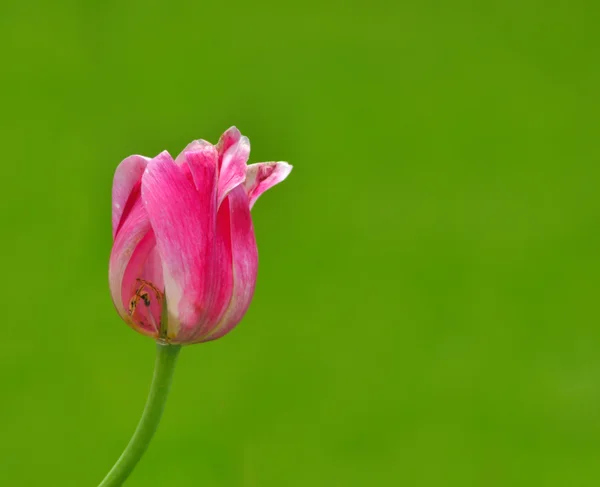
top-left (109, 127), bottom-right (291, 344)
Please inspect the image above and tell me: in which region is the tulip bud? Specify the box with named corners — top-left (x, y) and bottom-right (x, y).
top-left (109, 127), bottom-right (292, 344)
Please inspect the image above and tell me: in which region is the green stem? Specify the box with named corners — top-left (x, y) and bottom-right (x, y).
top-left (98, 343), bottom-right (181, 487)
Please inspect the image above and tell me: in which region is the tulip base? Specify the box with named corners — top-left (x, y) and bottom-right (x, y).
top-left (98, 342), bottom-right (181, 487)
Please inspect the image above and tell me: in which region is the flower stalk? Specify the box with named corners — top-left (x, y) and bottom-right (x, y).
top-left (98, 343), bottom-right (181, 487)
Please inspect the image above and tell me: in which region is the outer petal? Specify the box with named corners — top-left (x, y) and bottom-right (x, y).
top-left (112, 155), bottom-right (150, 238)
top-left (141, 150), bottom-right (218, 340)
top-left (184, 197), bottom-right (235, 343)
top-left (218, 136), bottom-right (250, 208)
top-left (244, 162), bottom-right (293, 209)
top-left (109, 197), bottom-right (162, 337)
top-left (202, 185), bottom-right (258, 342)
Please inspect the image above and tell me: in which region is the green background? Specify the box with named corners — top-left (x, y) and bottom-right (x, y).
top-left (1, 1), bottom-right (599, 486)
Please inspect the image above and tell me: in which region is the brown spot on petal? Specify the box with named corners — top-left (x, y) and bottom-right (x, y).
top-left (128, 278), bottom-right (164, 319)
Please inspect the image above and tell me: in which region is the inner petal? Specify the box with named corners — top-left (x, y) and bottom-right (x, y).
top-left (122, 230), bottom-right (165, 335)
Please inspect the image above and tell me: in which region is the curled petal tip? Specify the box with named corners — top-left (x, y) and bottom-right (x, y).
top-left (245, 161), bottom-right (293, 209)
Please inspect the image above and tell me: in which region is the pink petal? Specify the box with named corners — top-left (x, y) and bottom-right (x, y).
top-left (215, 126), bottom-right (241, 162)
top-left (130, 243), bottom-right (165, 333)
top-left (244, 162), bottom-right (293, 209)
top-left (174, 139), bottom-right (212, 164)
top-left (202, 185), bottom-right (258, 342)
top-left (181, 145), bottom-right (219, 192)
top-left (109, 197), bottom-right (162, 337)
top-left (218, 135), bottom-right (250, 208)
top-left (112, 155), bottom-right (150, 238)
top-left (141, 150), bottom-right (218, 339)
top-left (184, 197), bottom-right (235, 343)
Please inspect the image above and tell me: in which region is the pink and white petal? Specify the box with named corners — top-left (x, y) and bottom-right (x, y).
top-left (112, 155), bottom-right (150, 238)
top-left (244, 162), bottom-right (293, 209)
top-left (175, 148), bottom-right (234, 342)
top-left (141, 150), bottom-right (217, 340)
top-left (202, 186), bottom-right (258, 342)
top-left (218, 136), bottom-right (250, 208)
top-left (174, 139), bottom-right (213, 164)
top-left (207, 198), bottom-right (235, 323)
top-left (215, 126), bottom-right (241, 161)
top-left (184, 197), bottom-right (235, 343)
top-left (108, 198), bottom-right (160, 337)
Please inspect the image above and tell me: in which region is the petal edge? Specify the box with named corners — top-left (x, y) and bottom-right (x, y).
top-left (112, 155), bottom-right (150, 238)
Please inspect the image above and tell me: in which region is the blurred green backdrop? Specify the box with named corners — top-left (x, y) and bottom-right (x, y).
top-left (1, 0), bottom-right (599, 486)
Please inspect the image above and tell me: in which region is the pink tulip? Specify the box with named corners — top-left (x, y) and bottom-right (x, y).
top-left (109, 127), bottom-right (292, 344)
